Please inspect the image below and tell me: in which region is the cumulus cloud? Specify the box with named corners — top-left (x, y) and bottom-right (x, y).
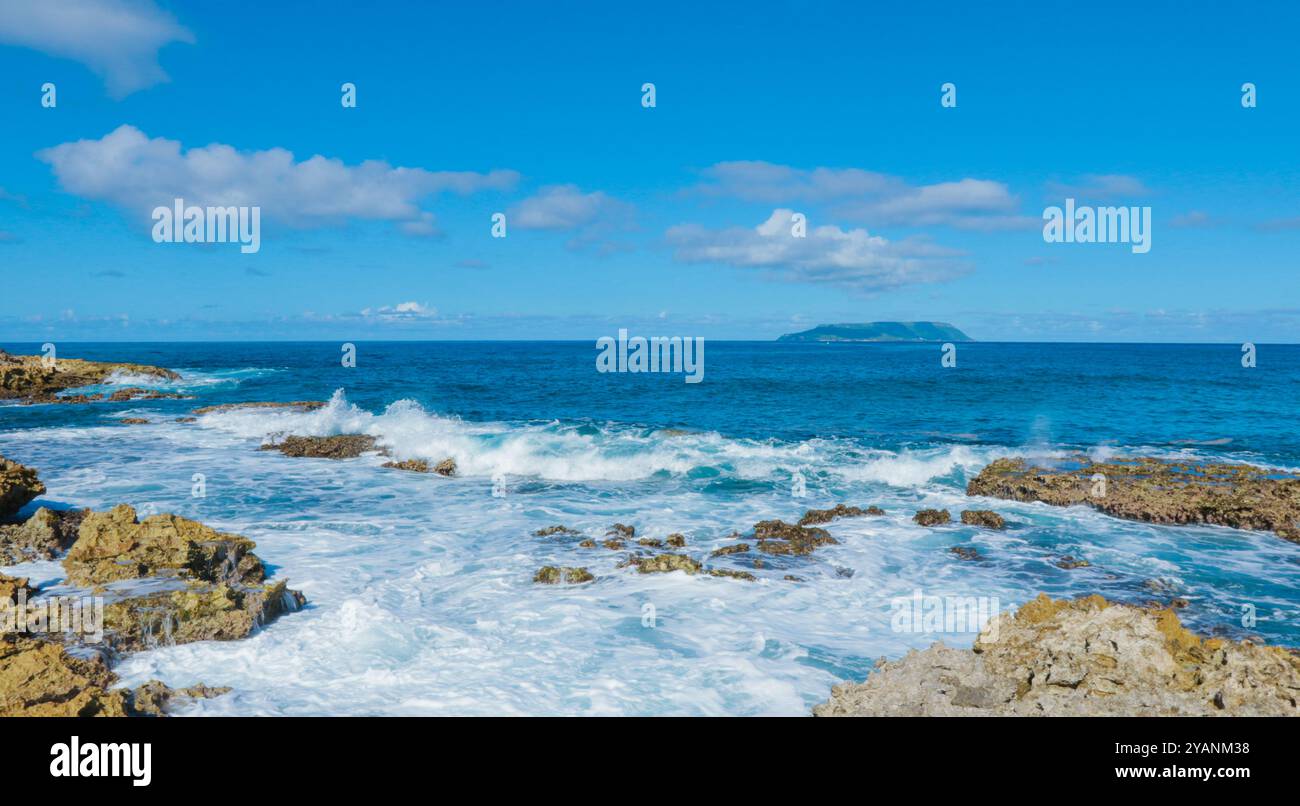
top-left (507, 184), bottom-right (634, 251)
top-left (36, 125), bottom-right (518, 234)
top-left (360, 301), bottom-right (438, 321)
top-left (0, 0), bottom-right (194, 97)
top-left (690, 160), bottom-right (1028, 230)
top-left (667, 209), bottom-right (965, 293)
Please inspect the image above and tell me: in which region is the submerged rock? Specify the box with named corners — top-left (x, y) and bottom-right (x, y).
top-left (960, 509), bottom-right (1005, 529)
top-left (637, 538), bottom-right (664, 548)
top-left (709, 543), bottom-right (750, 557)
top-left (533, 566), bottom-right (594, 584)
top-left (913, 509), bottom-right (951, 527)
top-left (533, 525), bottom-right (580, 537)
top-left (103, 581), bottom-right (306, 653)
top-left (118, 417), bottom-right (150, 425)
top-left (384, 459), bottom-right (431, 473)
top-left (0, 507), bottom-right (85, 564)
top-left (0, 455), bottom-right (44, 519)
top-left (798, 504), bottom-right (884, 526)
top-left (634, 553), bottom-right (702, 574)
top-left (1055, 555), bottom-right (1090, 569)
top-left (63, 504), bottom-right (265, 587)
top-left (949, 546), bottom-right (981, 561)
top-left (261, 434), bottom-right (377, 459)
top-left (192, 400), bottom-right (326, 415)
top-left (0, 350), bottom-right (179, 403)
top-left (666, 533), bottom-right (687, 548)
top-left (813, 594), bottom-right (1300, 716)
top-left (753, 520), bottom-right (836, 556)
top-left (607, 523), bottom-right (636, 538)
top-left (601, 538), bottom-right (625, 550)
top-left (968, 456), bottom-right (1300, 542)
top-left (106, 388), bottom-right (187, 402)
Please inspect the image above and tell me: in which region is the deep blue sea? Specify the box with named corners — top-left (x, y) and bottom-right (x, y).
top-left (2, 341), bottom-right (1299, 715)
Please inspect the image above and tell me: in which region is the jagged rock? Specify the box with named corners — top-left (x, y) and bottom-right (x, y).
top-left (709, 543), bottom-right (749, 557)
top-left (0, 456), bottom-right (44, 520)
top-left (384, 459), bottom-right (431, 473)
top-left (118, 418), bottom-right (150, 425)
top-left (0, 635), bottom-right (228, 717)
top-left (634, 554), bottom-right (702, 574)
top-left (175, 416), bottom-right (198, 423)
top-left (578, 539), bottom-right (596, 548)
top-left (799, 504), bottom-right (884, 526)
top-left (960, 510), bottom-right (1005, 529)
top-left (533, 525), bottom-right (579, 537)
top-left (601, 539), bottom-right (625, 550)
top-left (533, 566), bottom-right (594, 584)
top-left (637, 538), bottom-right (663, 548)
top-left (0, 351), bottom-right (178, 403)
top-left (63, 504), bottom-right (265, 587)
top-left (968, 456), bottom-right (1300, 543)
top-left (1056, 555), bottom-right (1090, 569)
top-left (126, 680), bottom-right (231, 716)
top-left (431, 458), bottom-right (456, 477)
top-left (260, 434), bottom-right (377, 459)
top-left (191, 400), bottom-right (326, 415)
top-left (103, 580), bottom-right (305, 653)
top-left (708, 569), bottom-right (756, 581)
top-left (913, 509), bottom-right (951, 526)
top-left (949, 546), bottom-right (981, 561)
top-left (0, 508), bottom-right (85, 564)
top-left (814, 594), bottom-right (1300, 716)
top-left (0, 573), bottom-right (35, 601)
top-left (106, 388), bottom-right (187, 402)
top-left (607, 523), bottom-right (635, 538)
top-left (753, 520), bottom-right (836, 555)
top-left (666, 533), bottom-right (686, 548)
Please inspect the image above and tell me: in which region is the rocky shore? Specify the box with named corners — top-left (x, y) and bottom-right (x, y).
top-left (969, 455), bottom-right (1300, 542)
top-left (0, 349), bottom-right (181, 404)
top-left (814, 594), bottom-right (1300, 716)
top-left (0, 454), bottom-right (305, 716)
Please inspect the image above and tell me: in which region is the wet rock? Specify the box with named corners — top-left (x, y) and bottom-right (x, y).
top-left (261, 434), bottom-right (377, 459)
top-left (601, 538), bottom-right (625, 550)
top-left (913, 509), bottom-right (951, 527)
top-left (106, 388), bottom-right (187, 402)
top-left (799, 504), bottom-right (884, 526)
top-left (607, 523), bottom-right (636, 538)
top-left (533, 525), bottom-right (579, 537)
top-left (968, 456), bottom-right (1300, 543)
top-left (666, 533), bottom-right (686, 548)
top-left (0, 573), bottom-right (35, 600)
top-left (191, 400), bottom-right (326, 415)
top-left (753, 520), bottom-right (836, 556)
top-left (813, 594), bottom-right (1300, 716)
top-left (126, 680), bottom-right (231, 716)
top-left (634, 553), bottom-right (702, 575)
top-left (637, 538), bottom-right (663, 548)
top-left (103, 580), bottom-right (305, 653)
top-left (0, 635), bottom-right (228, 717)
top-left (533, 566), bottom-right (594, 584)
top-left (783, 575), bottom-right (803, 582)
top-left (578, 539), bottom-right (596, 548)
top-left (431, 458), bottom-right (456, 477)
top-left (118, 417), bottom-right (150, 425)
top-left (0, 507), bottom-right (85, 564)
top-left (0, 352), bottom-right (179, 403)
top-left (0, 455), bottom-right (44, 519)
top-left (960, 509), bottom-right (1005, 529)
top-left (383, 459), bottom-right (430, 473)
top-left (709, 543), bottom-right (749, 557)
top-left (1056, 555), bottom-right (1090, 569)
top-left (949, 546), bottom-right (981, 561)
top-left (63, 504), bottom-right (265, 587)
top-left (175, 416), bottom-right (198, 423)
top-left (708, 569), bottom-right (756, 581)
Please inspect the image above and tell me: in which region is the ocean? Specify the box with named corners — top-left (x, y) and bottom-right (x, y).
top-left (3, 340), bottom-right (1299, 715)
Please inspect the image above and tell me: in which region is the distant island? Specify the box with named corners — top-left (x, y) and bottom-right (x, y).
top-left (777, 322), bottom-right (972, 343)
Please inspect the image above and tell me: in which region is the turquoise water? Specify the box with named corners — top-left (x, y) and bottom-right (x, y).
top-left (2, 341), bottom-right (1298, 715)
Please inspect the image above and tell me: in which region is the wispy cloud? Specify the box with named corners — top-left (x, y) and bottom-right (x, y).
top-left (0, 0), bottom-right (194, 97)
top-left (508, 184), bottom-right (635, 252)
top-left (36, 125), bottom-right (519, 235)
top-left (667, 208), bottom-right (965, 293)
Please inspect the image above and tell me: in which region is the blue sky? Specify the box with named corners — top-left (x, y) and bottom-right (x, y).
top-left (1, 0), bottom-right (1298, 341)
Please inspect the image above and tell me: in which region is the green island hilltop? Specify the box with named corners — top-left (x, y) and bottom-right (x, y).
top-left (777, 322), bottom-right (972, 343)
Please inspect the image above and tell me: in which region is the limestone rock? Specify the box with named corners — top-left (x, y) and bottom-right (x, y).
top-left (0, 507), bottom-right (86, 564)
top-left (0, 455), bottom-right (44, 519)
top-left (533, 566), bottom-right (594, 584)
top-left (799, 504), bottom-right (884, 526)
top-left (753, 520), bottom-right (836, 555)
top-left (913, 509), bottom-right (951, 527)
top-left (261, 434), bottom-right (377, 459)
top-left (960, 509), bottom-right (1005, 529)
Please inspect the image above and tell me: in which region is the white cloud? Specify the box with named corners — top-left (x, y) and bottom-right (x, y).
top-left (508, 184), bottom-right (634, 252)
top-left (693, 161), bottom-right (897, 203)
top-left (1046, 174), bottom-right (1151, 200)
top-left (0, 0), bottom-right (194, 97)
top-left (837, 178), bottom-right (1033, 231)
top-left (36, 125), bottom-right (518, 234)
top-left (360, 301), bottom-right (438, 321)
top-left (667, 209), bottom-right (965, 293)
